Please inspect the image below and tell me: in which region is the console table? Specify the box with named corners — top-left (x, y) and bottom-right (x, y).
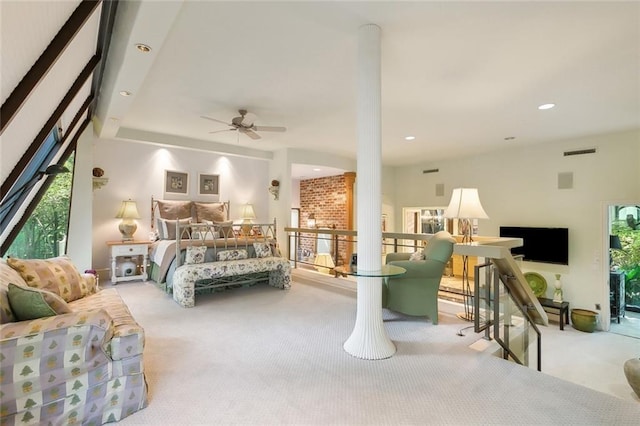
top-left (537, 298), bottom-right (569, 330)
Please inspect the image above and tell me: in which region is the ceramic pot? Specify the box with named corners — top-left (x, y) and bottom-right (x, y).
top-left (624, 358), bottom-right (640, 398)
top-left (570, 309), bottom-right (598, 333)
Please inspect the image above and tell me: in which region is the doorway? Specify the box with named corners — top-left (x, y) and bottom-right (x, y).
top-left (608, 204), bottom-right (640, 338)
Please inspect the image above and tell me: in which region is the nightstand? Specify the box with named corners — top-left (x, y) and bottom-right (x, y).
top-left (106, 240), bottom-right (151, 284)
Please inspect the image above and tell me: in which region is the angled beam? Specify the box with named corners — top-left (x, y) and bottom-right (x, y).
top-left (1, 117), bottom-right (91, 256)
top-left (0, 0), bottom-right (101, 133)
top-left (1, 54), bottom-right (100, 200)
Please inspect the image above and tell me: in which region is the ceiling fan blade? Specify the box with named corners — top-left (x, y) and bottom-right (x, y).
top-left (201, 115), bottom-right (232, 126)
top-left (209, 128), bottom-right (235, 134)
top-left (241, 112), bottom-right (257, 127)
top-left (253, 125), bottom-right (286, 132)
top-left (243, 129), bottom-right (261, 140)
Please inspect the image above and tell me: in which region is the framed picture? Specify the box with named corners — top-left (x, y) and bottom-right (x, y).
top-left (164, 170), bottom-right (189, 196)
top-left (198, 173), bottom-right (220, 196)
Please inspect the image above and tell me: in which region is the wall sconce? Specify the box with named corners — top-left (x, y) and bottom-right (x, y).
top-left (307, 213), bottom-right (316, 228)
top-left (269, 179), bottom-right (280, 200)
top-left (115, 199), bottom-right (141, 241)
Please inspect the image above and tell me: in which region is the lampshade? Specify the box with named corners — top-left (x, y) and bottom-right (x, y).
top-left (307, 213), bottom-right (316, 228)
top-left (240, 203), bottom-right (256, 220)
top-left (115, 200), bottom-right (141, 219)
top-left (610, 235), bottom-right (623, 250)
top-left (443, 188), bottom-right (489, 219)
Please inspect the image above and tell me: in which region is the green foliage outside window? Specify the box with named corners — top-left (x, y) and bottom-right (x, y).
top-left (6, 155), bottom-right (74, 259)
top-left (611, 218), bottom-right (640, 309)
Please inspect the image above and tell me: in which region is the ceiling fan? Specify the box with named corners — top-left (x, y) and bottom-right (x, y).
top-left (201, 109), bottom-right (286, 140)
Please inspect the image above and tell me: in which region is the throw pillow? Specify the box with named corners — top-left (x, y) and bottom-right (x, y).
top-left (158, 217), bottom-right (192, 240)
top-left (156, 200), bottom-right (193, 220)
top-left (409, 250), bottom-right (425, 261)
top-left (194, 202), bottom-right (226, 223)
top-left (6, 256), bottom-right (88, 302)
top-left (185, 246), bottom-right (207, 264)
top-left (7, 283), bottom-right (71, 321)
top-left (217, 249), bottom-right (248, 262)
top-left (253, 242), bottom-right (272, 258)
top-left (216, 221), bottom-right (235, 239)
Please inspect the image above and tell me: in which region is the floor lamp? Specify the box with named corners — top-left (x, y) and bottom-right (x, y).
top-left (443, 188), bottom-right (489, 322)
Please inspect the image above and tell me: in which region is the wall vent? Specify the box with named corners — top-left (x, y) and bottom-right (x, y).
top-left (563, 148), bottom-right (596, 157)
top-left (435, 183), bottom-right (444, 197)
top-left (422, 168), bottom-right (439, 174)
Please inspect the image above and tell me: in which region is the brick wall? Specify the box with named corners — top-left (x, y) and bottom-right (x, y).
top-left (299, 174), bottom-right (349, 265)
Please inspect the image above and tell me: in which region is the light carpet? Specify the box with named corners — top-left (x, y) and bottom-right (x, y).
top-left (114, 280), bottom-right (639, 425)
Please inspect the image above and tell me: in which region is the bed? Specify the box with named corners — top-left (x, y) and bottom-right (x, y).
top-left (148, 197), bottom-right (289, 303)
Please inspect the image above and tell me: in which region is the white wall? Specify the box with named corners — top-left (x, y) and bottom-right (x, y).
top-left (92, 138), bottom-right (269, 272)
top-left (67, 126), bottom-right (94, 271)
top-left (392, 129), bottom-right (640, 321)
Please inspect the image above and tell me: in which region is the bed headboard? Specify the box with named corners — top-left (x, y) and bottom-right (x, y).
top-left (151, 196), bottom-right (230, 228)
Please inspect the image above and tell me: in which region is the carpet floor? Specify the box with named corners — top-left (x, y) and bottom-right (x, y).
top-left (114, 280), bottom-right (639, 425)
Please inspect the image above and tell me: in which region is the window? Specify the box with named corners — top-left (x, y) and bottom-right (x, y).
top-left (5, 154), bottom-right (75, 259)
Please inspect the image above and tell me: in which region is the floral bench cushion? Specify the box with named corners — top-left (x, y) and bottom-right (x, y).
top-left (172, 257), bottom-right (291, 308)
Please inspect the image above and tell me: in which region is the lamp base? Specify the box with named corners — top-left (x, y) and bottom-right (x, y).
top-left (119, 220), bottom-right (137, 241)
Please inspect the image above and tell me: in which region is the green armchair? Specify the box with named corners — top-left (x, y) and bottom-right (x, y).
top-left (383, 231), bottom-right (455, 324)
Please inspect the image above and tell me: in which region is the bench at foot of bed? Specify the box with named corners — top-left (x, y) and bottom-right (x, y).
top-left (172, 257), bottom-right (291, 307)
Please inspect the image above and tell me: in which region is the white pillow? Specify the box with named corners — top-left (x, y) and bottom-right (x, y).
top-left (253, 242), bottom-right (272, 258)
top-left (185, 246), bottom-right (207, 264)
top-left (217, 249), bottom-right (248, 261)
top-left (409, 250), bottom-right (425, 261)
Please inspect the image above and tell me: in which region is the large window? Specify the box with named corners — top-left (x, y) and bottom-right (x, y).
top-left (5, 154), bottom-right (75, 259)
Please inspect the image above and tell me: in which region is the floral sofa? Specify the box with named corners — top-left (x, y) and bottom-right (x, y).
top-left (0, 256), bottom-right (147, 425)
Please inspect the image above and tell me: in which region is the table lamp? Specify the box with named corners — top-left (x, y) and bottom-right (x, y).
top-left (443, 187), bottom-right (489, 322)
top-left (240, 203), bottom-right (256, 235)
top-left (115, 199), bottom-right (140, 241)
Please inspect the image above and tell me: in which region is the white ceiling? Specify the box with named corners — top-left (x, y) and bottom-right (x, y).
top-left (95, 1), bottom-right (640, 178)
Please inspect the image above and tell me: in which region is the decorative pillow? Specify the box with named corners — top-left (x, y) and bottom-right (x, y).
top-left (194, 202), bottom-right (226, 223)
top-left (217, 249), bottom-right (248, 262)
top-left (409, 250), bottom-right (425, 261)
top-left (6, 256), bottom-right (90, 302)
top-left (216, 221), bottom-right (235, 238)
top-left (185, 246), bottom-right (207, 264)
top-left (157, 200), bottom-right (192, 220)
top-left (253, 242), bottom-right (272, 258)
top-left (7, 283), bottom-right (71, 320)
top-left (158, 217), bottom-right (192, 240)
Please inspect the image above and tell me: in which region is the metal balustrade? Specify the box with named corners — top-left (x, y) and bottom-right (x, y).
top-left (285, 226), bottom-right (544, 371)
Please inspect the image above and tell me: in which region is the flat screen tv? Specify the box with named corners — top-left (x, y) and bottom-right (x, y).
top-left (499, 226), bottom-right (569, 265)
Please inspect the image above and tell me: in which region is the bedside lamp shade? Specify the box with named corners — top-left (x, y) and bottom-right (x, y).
top-left (240, 203), bottom-right (256, 220)
top-left (115, 199), bottom-right (140, 241)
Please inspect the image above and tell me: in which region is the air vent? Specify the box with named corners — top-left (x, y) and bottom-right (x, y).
top-left (563, 148), bottom-right (596, 157)
top-left (422, 168), bottom-right (439, 174)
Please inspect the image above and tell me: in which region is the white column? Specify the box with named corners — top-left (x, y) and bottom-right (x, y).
top-left (343, 24), bottom-right (396, 360)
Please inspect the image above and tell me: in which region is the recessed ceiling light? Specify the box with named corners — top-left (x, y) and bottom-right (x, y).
top-left (538, 103), bottom-right (555, 110)
top-left (404, 136), bottom-right (416, 141)
top-left (135, 43), bottom-right (152, 53)
top-left (313, 168), bottom-right (321, 172)
top-left (119, 90), bottom-right (132, 97)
